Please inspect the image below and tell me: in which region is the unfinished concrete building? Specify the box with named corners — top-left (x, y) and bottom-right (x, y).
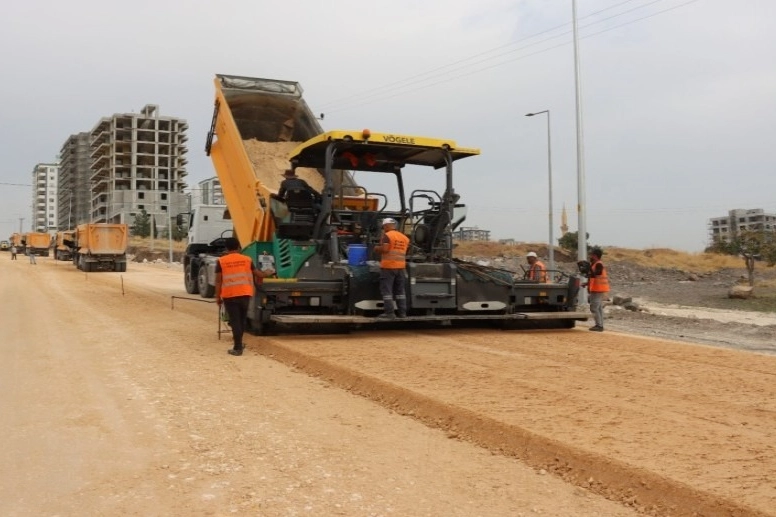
top-left (89, 104), bottom-right (188, 232)
top-left (31, 163), bottom-right (59, 233)
top-left (708, 208), bottom-right (776, 244)
top-left (57, 132), bottom-right (92, 230)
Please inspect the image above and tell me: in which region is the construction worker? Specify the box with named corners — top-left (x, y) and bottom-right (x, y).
top-left (215, 237), bottom-right (275, 356)
top-left (10, 245), bottom-right (17, 260)
top-left (526, 251), bottom-right (547, 282)
top-left (374, 217), bottom-right (409, 319)
top-left (582, 246), bottom-right (610, 332)
top-left (277, 169), bottom-right (322, 206)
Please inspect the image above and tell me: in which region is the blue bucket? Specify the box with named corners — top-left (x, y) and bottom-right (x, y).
top-left (347, 244), bottom-right (368, 266)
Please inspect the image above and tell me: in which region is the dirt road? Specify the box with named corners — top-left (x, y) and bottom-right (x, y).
top-left (1, 256), bottom-right (775, 516)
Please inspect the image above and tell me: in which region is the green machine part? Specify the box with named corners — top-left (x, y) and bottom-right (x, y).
top-left (242, 237), bottom-right (317, 278)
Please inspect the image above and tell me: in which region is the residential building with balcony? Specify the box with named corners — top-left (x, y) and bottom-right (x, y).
top-left (191, 176), bottom-right (225, 207)
top-left (708, 208), bottom-right (776, 244)
top-left (89, 104), bottom-right (188, 232)
top-left (57, 132), bottom-right (91, 230)
top-left (31, 163), bottom-right (59, 233)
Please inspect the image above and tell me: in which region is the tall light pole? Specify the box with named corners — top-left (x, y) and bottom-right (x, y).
top-left (526, 110), bottom-right (554, 281)
top-left (572, 0), bottom-right (588, 305)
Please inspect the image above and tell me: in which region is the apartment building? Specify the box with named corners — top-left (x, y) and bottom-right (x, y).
top-left (31, 163), bottom-right (59, 233)
top-left (708, 208), bottom-right (776, 243)
top-left (191, 176), bottom-right (225, 207)
top-left (454, 226), bottom-right (491, 242)
top-left (57, 132), bottom-right (91, 230)
top-left (89, 104), bottom-right (188, 232)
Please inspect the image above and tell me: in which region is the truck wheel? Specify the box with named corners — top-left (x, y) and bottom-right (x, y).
top-left (185, 264), bottom-right (200, 294)
top-left (83, 260), bottom-right (93, 273)
top-left (198, 266), bottom-right (215, 298)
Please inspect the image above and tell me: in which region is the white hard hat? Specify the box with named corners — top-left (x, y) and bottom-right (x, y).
top-left (381, 218), bottom-right (397, 226)
top-left (526, 251), bottom-right (538, 258)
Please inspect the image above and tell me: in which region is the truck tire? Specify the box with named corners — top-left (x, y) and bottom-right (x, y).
top-left (198, 266), bottom-right (215, 298)
top-left (185, 264), bottom-right (200, 294)
top-left (83, 260), bottom-right (93, 273)
top-left (114, 262), bottom-right (127, 273)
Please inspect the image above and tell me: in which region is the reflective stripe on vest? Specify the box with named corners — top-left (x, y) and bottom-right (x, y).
top-left (219, 253), bottom-right (254, 298)
top-left (588, 261), bottom-right (610, 293)
top-left (380, 230), bottom-right (409, 269)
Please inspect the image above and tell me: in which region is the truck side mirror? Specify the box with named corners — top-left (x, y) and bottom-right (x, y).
top-left (175, 214), bottom-right (184, 227)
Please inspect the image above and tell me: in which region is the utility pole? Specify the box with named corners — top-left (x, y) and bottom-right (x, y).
top-left (19, 217), bottom-right (24, 234)
top-left (572, 0), bottom-right (588, 306)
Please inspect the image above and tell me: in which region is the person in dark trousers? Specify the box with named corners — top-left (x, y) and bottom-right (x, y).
top-left (277, 169), bottom-right (322, 206)
top-left (581, 246), bottom-right (610, 332)
top-left (215, 238), bottom-right (274, 356)
top-left (374, 218), bottom-right (410, 319)
top-left (10, 245), bottom-right (17, 260)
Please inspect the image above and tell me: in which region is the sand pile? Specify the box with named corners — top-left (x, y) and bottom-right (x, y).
top-left (243, 139), bottom-right (323, 193)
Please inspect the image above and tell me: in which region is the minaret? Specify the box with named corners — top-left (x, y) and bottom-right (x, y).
top-left (560, 204), bottom-right (569, 236)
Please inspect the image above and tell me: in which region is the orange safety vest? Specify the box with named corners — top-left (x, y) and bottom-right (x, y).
top-left (588, 260), bottom-right (610, 293)
top-left (528, 260), bottom-right (547, 282)
top-left (380, 230), bottom-right (409, 269)
top-left (218, 253), bottom-right (254, 299)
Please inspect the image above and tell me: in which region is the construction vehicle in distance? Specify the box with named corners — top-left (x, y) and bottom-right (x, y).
top-left (0, 240), bottom-right (8, 251)
top-left (70, 223), bottom-right (129, 272)
top-left (204, 74), bottom-right (587, 333)
top-left (9, 233), bottom-right (25, 254)
top-left (23, 231), bottom-right (52, 257)
top-left (54, 230), bottom-right (76, 261)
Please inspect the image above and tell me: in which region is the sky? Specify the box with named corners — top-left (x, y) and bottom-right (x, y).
top-left (1, 0), bottom-right (774, 252)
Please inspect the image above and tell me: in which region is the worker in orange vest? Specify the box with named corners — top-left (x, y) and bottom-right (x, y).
top-left (526, 251), bottom-right (547, 282)
top-left (215, 237), bottom-right (275, 356)
top-left (374, 218), bottom-right (410, 319)
top-left (582, 246), bottom-right (610, 332)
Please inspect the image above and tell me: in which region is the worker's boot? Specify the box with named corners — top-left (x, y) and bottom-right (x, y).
top-left (396, 300), bottom-right (408, 319)
top-left (377, 300), bottom-right (396, 319)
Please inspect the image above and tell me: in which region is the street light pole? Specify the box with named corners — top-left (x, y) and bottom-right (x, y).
top-left (572, 0), bottom-right (588, 306)
top-left (525, 110), bottom-right (554, 281)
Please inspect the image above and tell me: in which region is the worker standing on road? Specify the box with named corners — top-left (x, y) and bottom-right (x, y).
top-left (526, 251), bottom-right (547, 282)
top-left (10, 245), bottom-right (17, 260)
top-left (582, 246), bottom-right (609, 332)
top-left (374, 218), bottom-right (410, 319)
top-left (215, 237), bottom-right (274, 356)
top-left (28, 247), bottom-right (37, 265)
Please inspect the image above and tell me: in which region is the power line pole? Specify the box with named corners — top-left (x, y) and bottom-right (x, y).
top-left (572, 0), bottom-right (588, 306)
top-left (19, 217), bottom-right (24, 234)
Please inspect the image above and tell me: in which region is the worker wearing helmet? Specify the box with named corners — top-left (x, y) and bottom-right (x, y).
top-left (374, 218), bottom-right (410, 319)
top-left (526, 251), bottom-right (547, 283)
top-left (582, 246), bottom-right (609, 332)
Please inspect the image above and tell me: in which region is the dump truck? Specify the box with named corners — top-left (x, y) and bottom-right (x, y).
top-left (23, 232), bottom-right (52, 257)
top-left (0, 240), bottom-right (8, 251)
top-left (54, 230), bottom-right (76, 261)
top-left (182, 204), bottom-right (234, 296)
top-left (203, 75), bottom-right (587, 333)
top-left (71, 223), bottom-right (128, 272)
top-left (9, 233), bottom-right (25, 254)
top-left (187, 74), bottom-right (357, 297)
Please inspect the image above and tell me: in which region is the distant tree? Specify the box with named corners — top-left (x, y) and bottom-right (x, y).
top-left (159, 224), bottom-right (188, 242)
top-left (705, 230), bottom-right (776, 286)
top-left (558, 231), bottom-right (591, 255)
top-left (131, 209), bottom-right (151, 238)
